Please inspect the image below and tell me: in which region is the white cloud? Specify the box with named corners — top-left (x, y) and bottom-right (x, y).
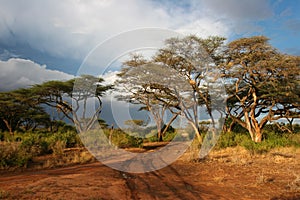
top-left (100, 71), bottom-right (119, 86)
top-left (0, 0), bottom-right (174, 60)
top-left (0, 0), bottom-right (278, 76)
top-left (0, 0), bottom-right (236, 62)
top-left (0, 58), bottom-right (74, 91)
top-left (176, 18), bottom-right (231, 38)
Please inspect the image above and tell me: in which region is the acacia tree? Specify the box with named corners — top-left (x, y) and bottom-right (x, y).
top-left (0, 92), bottom-right (27, 134)
top-left (118, 58), bottom-right (181, 141)
top-left (0, 89), bottom-right (50, 134)
top-left (222, 36), bottom-right (300, 142)
top-left (31, 75), bottom-right (112, 132)
top-left (153, 35), bottom-right (226, 142)
top-left (118, 36), bottom-right (226, 142)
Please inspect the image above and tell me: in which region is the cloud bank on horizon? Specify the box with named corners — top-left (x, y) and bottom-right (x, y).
top-left (0, 58), bottom-right (74, 91)
top-left (0, 0), bottom-right (299, 91)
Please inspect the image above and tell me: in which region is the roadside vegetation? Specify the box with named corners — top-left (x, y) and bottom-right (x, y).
top-left (1, 122), bottom-right (299, 169)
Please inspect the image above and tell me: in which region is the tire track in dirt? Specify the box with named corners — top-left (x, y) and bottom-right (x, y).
top-left (119, 154), bottom-right (221, 200)
top-left (121, 166), bottom-right (207, 200)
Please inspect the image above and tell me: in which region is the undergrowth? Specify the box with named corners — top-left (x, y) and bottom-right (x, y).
top-left (216, 131), bottom-right (300, 154)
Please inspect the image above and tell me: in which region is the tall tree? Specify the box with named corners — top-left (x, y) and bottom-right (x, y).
top-left (118, 58), bottom-right (181, 141)
top-left (0, 89), bottom-right (50, 134)
top-left (0, 91), bottom-right (25, 134)
top-left (31, 75), bottom-right (112, 132)
top-left (222, 36), bottom-right (300, 142)
top-left (153, 35), bottom-right (226, 142)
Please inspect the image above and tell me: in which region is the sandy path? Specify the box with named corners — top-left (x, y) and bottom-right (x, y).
top-left (0, 149), bottom-right (300, 200)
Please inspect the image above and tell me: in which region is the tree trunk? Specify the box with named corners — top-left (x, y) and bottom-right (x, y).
top-left (3, 119), bottom-right (13, 135)
top-left (189, 121), bottom-right (202, 143)
top-left (156, 120), bottom-right (163, 142)
top-left (161, 113), bottom-right (179, 137)
top-left (254, 127), bottom-right (262, 143)
top-left (245, 118), bottom-right (262, 143)
top-left (157, 130), bottom-right (163, 142)
top-left (227, 121), bottom-right (236, 133)
top-left (109, 124), bottom-right (114, 145)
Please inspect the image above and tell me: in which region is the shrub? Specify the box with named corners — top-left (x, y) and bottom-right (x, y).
top-left (0, 132), bottom-right (4, 141)
top-left (216, 132), bottom-right (237, 149)
top-left (289, 134), bottom-right (300, 147)
top-left (50, 140), bottom-right (66, 156)
top-left (163, 131), bottom-right (177, 142)
top-left (21, 133), bottom-right (47, 155)
top-left (240, 139), bottom-right (271, 154)
top-left (113, 130), bottom-right (143, 148)
top-left (216, 131), bottom-right (299, 154)
top-left (48, 130), bottom-right (81, 148)
top-left (0, 142), bottom-right (33, 168)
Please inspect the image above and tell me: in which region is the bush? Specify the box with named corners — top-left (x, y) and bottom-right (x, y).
top-left (289, 134), bottom-right (300, 147)
top-left (216, 131), bottom-right (299, 154)
top-left (16, 130), bottom-right (81, 156)
top-left (240, 139), bottom-right (271, 154)
top-left (216, 132), bottom-right (238, 149)
top-left (81, 128), bottom-right (143, 149)
top-left (0, 129), bottom-right (82, 169)
top-left (163, 131), bottom-right (177, 142)
top-left (21, 133), bottom-right (48, 155)
top-left (111, 129), bottom-right (143, 148)
top-left (47, 130), bottom-right (81, 149)
top-left (50, 140), bottom-right (66, 156)
top-left (0, 142), bottom-right (33, 168)
top-left (0, 132), bottom-right (4, 141)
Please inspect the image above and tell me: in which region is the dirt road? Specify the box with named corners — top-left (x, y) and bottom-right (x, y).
top-left (0, 148), bottom-right (299, 199)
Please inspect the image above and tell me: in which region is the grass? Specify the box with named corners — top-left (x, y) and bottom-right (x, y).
top-left (0, 130), bottom-right (83, 169)
top-left (216, 131), bottom-right (300, 155)
top-left (0, 126), bottom-right (300, 170)
top-left (0, 142), bottom-right (33, 169)
top-left (39, 150), bottom-right (96, 169)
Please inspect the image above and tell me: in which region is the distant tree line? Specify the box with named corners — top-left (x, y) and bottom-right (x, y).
top-left (0, 75), bottom-right (112, 134)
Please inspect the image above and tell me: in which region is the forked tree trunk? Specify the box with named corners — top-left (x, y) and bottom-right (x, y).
top-left (247, 126), bottom-right (263, 143)
top-left (227, 120), bottom-right (236, 133)
top-left (3, 119), bottom-right (13, 135)
top-left (254, 130), bottom-right (262, 143)
top-left (161, 113), bottom-right (179, 137)
top-left (244, 112), bottom-right (263, 143)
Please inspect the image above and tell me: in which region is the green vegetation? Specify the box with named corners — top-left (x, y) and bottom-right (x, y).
top-left (0, 122), bottom-right (299, 169)
top-left (216, 125), bottom-right (300, 154)
top-left (0, 128), bottom-right (82, 169)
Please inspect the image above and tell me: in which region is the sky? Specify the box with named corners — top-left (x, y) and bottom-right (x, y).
top-left (0, 0), bottom-right (300, 91)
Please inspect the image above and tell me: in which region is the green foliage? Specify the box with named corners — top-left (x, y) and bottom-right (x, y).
top-left (80, 128), bottom-right (143, 150)
top-left (216, 131), bottom-right (299, 154)
top-left (289, 134), bottom-right (300, 147)
top-left (0, 129), bottom-right (82, 169)
top-left (216, 132), bottom-right (239, 149)
top-left (0, 142), bottom-right (33, 168)
top-left (78, 129), bottom-right (109, 151)
top-left (162, 131), bottom-right (177, 142)
top-left (0, 131), bottom-right (4, 141)
top-left (108, 129), bottom-right (143, 148)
